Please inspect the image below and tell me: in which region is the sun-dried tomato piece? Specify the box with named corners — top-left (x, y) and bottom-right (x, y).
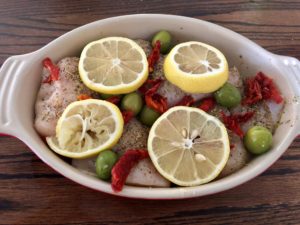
top-left (111, 149), bottom-right (149, 192)
top-left (175, 95), bottom-right (195, 106)
top-left (198, 97), bottom-right (216, 112)
top-left (221, 112), bottom-right (244, 138)
top-left (221, 111), bottom-right (255, 138)
top-left (122, 110), bottom-right (134, 124)
top-left (140, 78), bottom-right (168, 114)
top-left (145, 93), bottom-right (168, 114)
top-left (42, 58), bottom-right (60, 84)
top-left (77, 94), bottom-right (92, 101)
top-left (242, 77), bottom-right (262, 105)
top-left (106, 96), bottom-right (121, 105)
top-left (147, 40), bottom-right (161, 73)
top-left (138, 78), bottom-right (163, 95)
top-left (256, 72), bottom-right (283, 103)
top-left (236, 111), bottom-right (255, 123)
top-left (243, 72), bottom-right (283, 105)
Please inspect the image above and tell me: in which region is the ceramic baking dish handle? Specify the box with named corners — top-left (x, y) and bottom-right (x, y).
top-left (0, 55), bottom-right (32, 137)
top-left (276, 55), bottom-right (300, 136)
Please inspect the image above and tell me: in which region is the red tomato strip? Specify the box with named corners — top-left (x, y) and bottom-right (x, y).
top-left (122, 110), bottom-right (134, 124)
top-left (147, 41), bottom-right (161, 73)
top-left (175, 95), bottom-right (195, 106)
top-left (198, 97), bottom-right (216, 112)
top-left (243, 72), bottom-right (283, 105)
top-left (256, 72), bottom-right (283, 103)
top-left (111, 149), bottom-right (149, 192)
top-left (42, 58), bottom-right (60, 84)
top-left (106, 96), bottom-right (121, 105)
top-left (138, 78), bottom-right (163, 95)
top-left (242, 78), bottom-right (262, 105)
top-left (77, 94), bottom-right (92, 101)
top-left (236, 111), bottom-right (255, 123)
top-left (221, 111), bottom-right (255, 138)
top-left (145, 93), bottom-right (168, 114)
top-left (140, 78), bottom-right (168, 114)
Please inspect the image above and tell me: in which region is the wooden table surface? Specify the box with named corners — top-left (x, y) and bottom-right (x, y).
top-left (1, 1), bottom-right (300, 224)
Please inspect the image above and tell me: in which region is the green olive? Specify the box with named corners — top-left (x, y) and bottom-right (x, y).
top-left (244, 126), bottom-right (272, 155)
top-left (121, 92), bottom-right (143, 115)
top-left (139, 106), bottom-right (160, 126)
top-left (95, 150), bottom-right (118, 180)
top-left (100, 93), bottom-right (121, 100)
top-left (214, 83), bottom-right (241, 108)
top-left (151, 30), bottom-right (172, 54)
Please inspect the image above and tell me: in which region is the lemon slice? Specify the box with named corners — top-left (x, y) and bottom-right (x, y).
top-left (148, 106), bottom-right (230, 186)
top-left (46, 99), bottom-right (123, 158)
top-left (79, 37), bottom-right (148, 94)
top-left (164, 41), bottom-right (229, 93)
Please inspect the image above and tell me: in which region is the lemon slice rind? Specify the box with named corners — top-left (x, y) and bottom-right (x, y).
top-left (79, 37), bottom-right (149, 94)
top-left (47, 99), bottom-right (124, 159)
top-left (147, 106), bottom-right (230, 186)
top-left (164, 41), bottom-right (229, 94)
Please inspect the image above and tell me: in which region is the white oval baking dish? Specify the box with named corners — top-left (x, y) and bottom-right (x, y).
top-left (0, 14), bottom-right (299, 199)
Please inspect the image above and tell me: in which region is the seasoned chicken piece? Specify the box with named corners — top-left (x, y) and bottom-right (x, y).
top-left (231, 67), bottom-right (284, 133)
top-left (265, 100), bottom-right (284, 132)
top-left (208, 105), bottom-right (230, 120)
top-left (229, 66), bottom-right (284, 134)
top-left (72, 157), bottom-right (171, 188)
top-left (217, 67), bottom-right (284, 177)
top-left (113, 118), bottom-right (170, 187)
top-left (208, 105), bottom-right (252, 177)
top-left (220, 101), bottom-right (284, 177)
top-left (227, 66), bottom-right (243, 91)
top-left (231, 101), bottom-right (279, 133)
top-left (34, 57), bottom-right (97, 137)
top-left (242, 103), bottom-right (274, 132)
top-left (72, 118), bottom-right (171, 187)
top-left (151, 54), bottom-right (164, 79)
top-left (113, 118), bottom-right (149, 155)
top-left (135, 39), bottom-right (152, 56)
top-left (219, 132), bottom-right (252, 178)
top-left (126, 158), bottom-right (170, 187)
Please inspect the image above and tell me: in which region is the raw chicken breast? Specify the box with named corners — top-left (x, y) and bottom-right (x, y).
top-left (72, 118), bottom-right (171, 187)
top-left (126, 158), bottom-right (170, 187)
top-left (219, 132), bottom-right (252, 178)
top-left (220, 104), bottom-right (284, 178)
top-left (209, 68), bottom-right (251, 177)
top-left (209, 105), bottom-right (252, 177)
top-left (113, 118), bottom-right (170, 187)
top-left (72, 158), bottom-right (170, 188)
top-left (218, 67), bottom-right (284, 177)
top-left (231, 101), bottom-right (283, 134)
top-left (135, 39), bottom-right (152, 56)
top-left (227, 66), bottom-right (243, 91)
top-left (112, 118), bottom-right (149, 155)
top-left (34, 57), bottom-right (96, 137)
top-left (265, 100), bottom-right (285, 132)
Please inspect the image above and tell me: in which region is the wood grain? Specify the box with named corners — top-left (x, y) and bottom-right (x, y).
top-left (0, 1), bottom-right (300, 224)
